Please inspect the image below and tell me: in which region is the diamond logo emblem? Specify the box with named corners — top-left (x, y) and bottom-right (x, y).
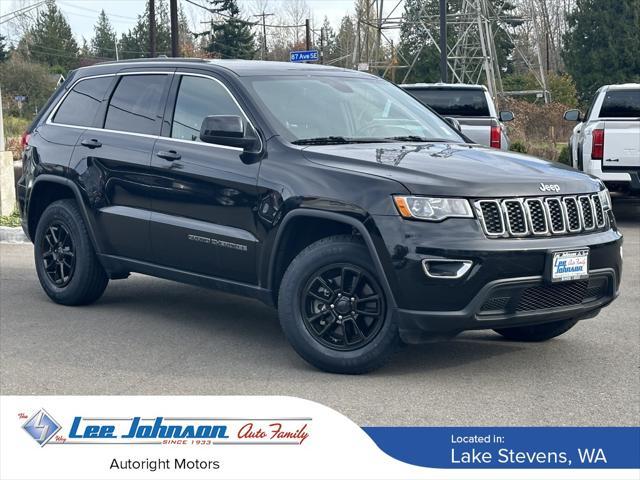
top-left (22, 409), bottom-right (61, 446)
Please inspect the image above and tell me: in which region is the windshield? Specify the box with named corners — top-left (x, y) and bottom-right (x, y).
top-left (242, 75), bottom-right (464, 144)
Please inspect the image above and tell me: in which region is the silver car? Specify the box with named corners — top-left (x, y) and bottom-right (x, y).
top-left (400, 83), bottom-right (513, 150)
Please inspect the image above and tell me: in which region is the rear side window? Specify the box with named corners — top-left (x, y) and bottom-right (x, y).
top-left (171, 75), bottom-right (243, 142)
top-left (599, 90), bottom-right (640, 118)
top-left (407, 88), bottom-right (490, 116)
top-left (105, 74), bottom-right (169, 135)
top-left (52, 76), bottom-right (113, 126)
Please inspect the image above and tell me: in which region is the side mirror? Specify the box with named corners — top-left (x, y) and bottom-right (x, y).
top-left (563, 109), bottom-right (581, 122)
top-left (499, 111), bottom-right (514, 122)
top-left (444, 116), bottom-right (462, 132)
top-left (200, 115), bottom-right (260, 151)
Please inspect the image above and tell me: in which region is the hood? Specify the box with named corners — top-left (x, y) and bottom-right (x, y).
top-left (303, 143), bottom-right (601, 197)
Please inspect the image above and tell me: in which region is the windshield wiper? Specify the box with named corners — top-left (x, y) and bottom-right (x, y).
top-left (292, 136), bottom-right (391, 145)
top-left (383, 136), bottom-right (454, 143)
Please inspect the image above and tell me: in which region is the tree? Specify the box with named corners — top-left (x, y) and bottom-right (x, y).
top-left (91, 10), bottom-right (117, 59)
top-left (563, 0), bottom-right (640, 103)
top-left (0, 35), bottom-right (8, 63)
top-left (27, 0), bottom-right (78, 71)
top-left (334, 15), bottom-right (356, 68)
top-left (320, 16), bottom-right (337, 63)
top-left (0, 57), bottom-right (58, 118)
top-left (119, 0), bottom-right (192, 59)
top-left (200, 0), bottom-right (256, 59)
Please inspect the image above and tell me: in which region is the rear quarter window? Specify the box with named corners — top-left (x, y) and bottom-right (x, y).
top-left (599, 90), bottom-right (640, 118)
top-left (52, 76), bottom-right (113, 127)
top-left (407, 88), bottom-right (490, 116)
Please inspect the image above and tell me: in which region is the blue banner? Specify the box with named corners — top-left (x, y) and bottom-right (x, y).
top-left (363, 427), bottom-right (640, 469)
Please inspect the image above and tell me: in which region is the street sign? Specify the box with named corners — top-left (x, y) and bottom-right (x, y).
top-left (290, 50), bottom-right (319, 63)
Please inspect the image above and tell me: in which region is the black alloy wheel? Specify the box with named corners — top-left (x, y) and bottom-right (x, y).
top-left (41, 222), bottom-right (76, 287)
top-left (301, 263), bottom-right (386, 351)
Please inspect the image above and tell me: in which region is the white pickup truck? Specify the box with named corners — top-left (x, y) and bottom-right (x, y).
top-left (400, 83), bottom-right (513, 150)
top-left (564, 84), bottom-right (640, 195)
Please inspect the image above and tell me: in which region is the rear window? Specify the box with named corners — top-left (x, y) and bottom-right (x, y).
top-left (105, 74), bottom-right (169, 135)
top-left (406, 88), bottom-right (490, 116)
top-left (52, 76), bottom-right (113, 127)
top-left (599, 90), bottom-right (640, 118)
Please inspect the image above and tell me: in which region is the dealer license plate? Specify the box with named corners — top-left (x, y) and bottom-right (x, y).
top-left (551, 250), bottom-right (589, 282)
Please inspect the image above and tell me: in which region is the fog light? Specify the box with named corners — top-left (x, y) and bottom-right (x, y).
top-left (422, 259), bottom-right (473, 279)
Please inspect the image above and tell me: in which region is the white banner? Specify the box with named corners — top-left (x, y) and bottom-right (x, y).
top-left (0, 395), bottom-right (635, 480)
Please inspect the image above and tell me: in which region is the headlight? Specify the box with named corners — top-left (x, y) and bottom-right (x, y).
top-left (598, 188), bottom-right (612, 211)
top-left (393, 196), bottom-right (473, 221)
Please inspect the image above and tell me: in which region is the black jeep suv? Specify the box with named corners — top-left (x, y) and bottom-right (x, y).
top-left (18, 59), bottom-right (623, 373)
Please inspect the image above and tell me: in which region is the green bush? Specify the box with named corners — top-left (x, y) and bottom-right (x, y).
top-left (557, 145), bottom-right (571, 166)
top-left (509, 140), bottom-right (528, 153)
top-left (3, 116), bottom-right (30, 139)
top-left (502, 73), bottom-right (578, 107)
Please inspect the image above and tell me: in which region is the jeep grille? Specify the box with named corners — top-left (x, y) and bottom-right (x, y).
top-left (475, 194), bottom-right (607, 238)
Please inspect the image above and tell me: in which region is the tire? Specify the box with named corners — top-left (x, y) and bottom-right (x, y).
top-left (34, 199), bottom-right (108, 306)
top-left (278, 235), bottom-right (400, 374)
top-left (493, 318), bottom-right (579, 342)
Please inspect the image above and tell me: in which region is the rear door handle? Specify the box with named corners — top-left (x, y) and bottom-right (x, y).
top-left (156, 150), bottom-right (181, 161)
top-left (80, 138), bottom-right (102, 149)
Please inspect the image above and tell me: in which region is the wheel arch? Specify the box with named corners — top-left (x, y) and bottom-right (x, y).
top-left (267, 209), bottom-right (398, 309)
top-left (28, 175), bottom-right (102, 255)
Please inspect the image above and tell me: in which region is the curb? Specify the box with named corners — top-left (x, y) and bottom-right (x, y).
top-left (0, 226), bottom-right (29, 244)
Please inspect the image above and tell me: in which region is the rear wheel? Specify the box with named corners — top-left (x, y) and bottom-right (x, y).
top-left (493, 318), bottom-right (579, 342)
top-left (278, 235), bottom-right (400, 374)
top-left (34, 199), bottom-right (108, 305)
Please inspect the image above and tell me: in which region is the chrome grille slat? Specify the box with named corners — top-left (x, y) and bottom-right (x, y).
top-left (475, 193), bottom-right (607, 238)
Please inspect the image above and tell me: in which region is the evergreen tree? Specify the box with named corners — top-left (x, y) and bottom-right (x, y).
top-left (0, 34), bottom-right (8, 63)
top-left (335, 15), bottom-right (356, 68)
top-left (119, 0), bottom-right (171, 58)
top-left (563, 0), bottom-right (640, 103)
top-left (27, 0), bottom-right (79, 71)
top-left (200, 0), bottom-right (256, 59)
top-left (91, 10), bottom-right (117, 59)
top-left (321, 16), bottom-right (337, 63)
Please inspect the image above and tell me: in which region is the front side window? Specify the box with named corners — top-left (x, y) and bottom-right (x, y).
top-left (171, 75), bottom-right (244, 142)
top-left (105, 74), bottom-right (168, 135)
top-left (52, 76), bottom-right (113, 127)
top-left (599, 90), bottom-right (640, 118)
top-left (243, 76), bottom-right (463, 144)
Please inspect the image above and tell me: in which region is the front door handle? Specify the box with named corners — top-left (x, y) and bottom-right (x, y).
top-left (81, 138), bottom-right (102, 149)
top-left (156, 150), bottom-right (181, 161)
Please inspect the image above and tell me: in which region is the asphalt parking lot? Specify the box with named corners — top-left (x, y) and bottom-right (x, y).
top-left (1, 198), bottom-right (638, 426)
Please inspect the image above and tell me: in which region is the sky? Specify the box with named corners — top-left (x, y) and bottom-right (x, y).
top-left (1, 0), bottom-right (405, 45)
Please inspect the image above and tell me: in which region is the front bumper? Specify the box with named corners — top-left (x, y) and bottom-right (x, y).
top-left (370, 215), bottom-right (623, 343)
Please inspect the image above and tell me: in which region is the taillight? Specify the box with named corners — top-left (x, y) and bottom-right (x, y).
top-left (20, 131), bottom-right (31, 148)
top-left (490, 125), bottom-right (501, 149)
top-left (591, 129), bottom-right (604, 160)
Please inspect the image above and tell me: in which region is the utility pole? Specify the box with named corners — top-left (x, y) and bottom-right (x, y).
top-left (320, 27), bottom-right (324, 64)
top-left (305, 19), bottom-right (311, 50)
top-left (149, 0), bottom-right (156, 57)
top-left (115, 39), bottom-right (119, 61)
top-left (170, 0), bottom-right (179, 57)
top-left (439, 0), bottom-right (447, 82)
top-left (253, 12), bottom-right (274, 60)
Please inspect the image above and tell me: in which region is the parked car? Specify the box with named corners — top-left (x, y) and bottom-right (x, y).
top-left (18, 59), bottom-right (622, 374)
top-left (564, 84), bottom-right (640, 195)
top-left (400, 83), bottom-right (513, 149)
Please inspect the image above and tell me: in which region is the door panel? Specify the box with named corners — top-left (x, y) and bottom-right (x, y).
top-left (68, 72), bottom-right (171, 261)
top-left (149, 72), bottom-right (261, 283)
top-left (149, 140), bottom-right (260, 283)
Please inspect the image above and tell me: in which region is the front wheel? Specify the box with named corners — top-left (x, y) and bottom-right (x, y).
top-left (278, 235), bottom-right (400, 374)
top-left (494, 318), bottom-right (579, 342)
